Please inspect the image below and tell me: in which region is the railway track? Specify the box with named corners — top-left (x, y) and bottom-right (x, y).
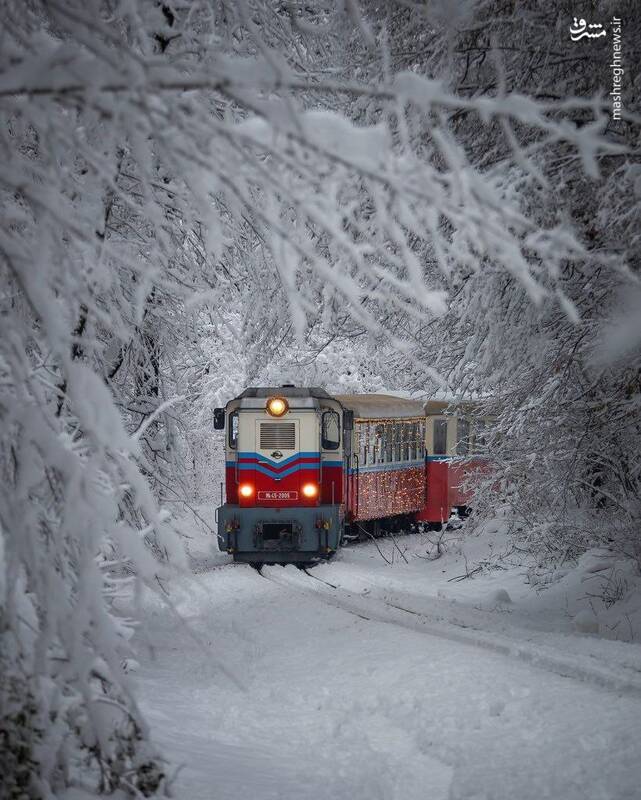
top-left (256, 564), bottom-right (641, 699)
top-left (300, 566), bottom-right (338, 589)
top-left (257, 565), bottom-right (371, 620)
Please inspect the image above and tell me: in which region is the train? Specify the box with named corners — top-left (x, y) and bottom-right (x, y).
top-left (215, 386), bottom-right (491, 566)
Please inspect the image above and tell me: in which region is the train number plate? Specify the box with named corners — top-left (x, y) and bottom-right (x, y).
top-left (258, 490), bottom-right (298, 500)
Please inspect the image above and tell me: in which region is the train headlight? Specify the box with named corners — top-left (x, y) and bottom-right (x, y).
top-left (239, 483), bottom-right (254, 498)
top-left (266, 396), bottom-right (289, 417)
top-left (302, 483), bottom-right (319, 498)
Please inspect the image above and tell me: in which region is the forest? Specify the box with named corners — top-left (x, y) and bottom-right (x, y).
top-left (1, 1), bottom-right (640, 797)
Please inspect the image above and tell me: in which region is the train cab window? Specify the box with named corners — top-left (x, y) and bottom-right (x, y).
top-left (322, 410), bottom-right (340, 450)
top-left (228, 410), bottom-right (239, 449)
top-left (433, 418), bottom-right (448, 455)
top-left (457, 418), bottom-right (470, 456)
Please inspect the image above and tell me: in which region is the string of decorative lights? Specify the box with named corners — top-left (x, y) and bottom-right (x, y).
top-left (349, 417), bottom-right (427, 519)
top-left (353, 466), bottom-right (425, 521)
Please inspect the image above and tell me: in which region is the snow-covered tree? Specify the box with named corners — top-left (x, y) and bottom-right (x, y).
top-left (1, 0), bottom-right (636, 794)
top-left (368, 0), bottom-right (641, 567)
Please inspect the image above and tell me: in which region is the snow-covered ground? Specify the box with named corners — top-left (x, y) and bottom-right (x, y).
top-left (131, 518), bottom-right (641, 799)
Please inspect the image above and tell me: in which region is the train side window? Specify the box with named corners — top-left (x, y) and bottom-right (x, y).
top-left (358, 423), bottom-right (366, 465)
top-left (418, 420), bottom-right (426, 459)
top-left (228, 410), bottom-right (239, 449)
top-left (457, 418), bottom-right (470, 456)
top-left (374, 423), bottom-right (384, 463)
top-left (391, 423), bottom-right (398, 462)
top-left (433, 418), bottom-right (447, 455)
top-left (401, 423), bottom-right (410, 461)
top-left (385, 422), bottom-right (393, 463)
top-left (322, 410), bottom-right (340, 450)
top-left (410, 422), bottom-right (417, 460)
top-left (474, 420), bottom-right (487, 453)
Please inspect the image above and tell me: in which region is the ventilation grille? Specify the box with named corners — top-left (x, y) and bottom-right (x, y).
top-left (260, 422), bottom-right (296, 450)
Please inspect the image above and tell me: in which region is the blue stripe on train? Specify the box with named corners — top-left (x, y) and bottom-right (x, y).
top-left (237, 462), bottom-right (318, 479)
top-left (237, 450), bottom-right (320, 467)
top-left (425, 454), bottom-right (491, 462)
top-left (226, 459), bottom-right (343, 469)
top-left (229, 453), bottom-right (344, 479)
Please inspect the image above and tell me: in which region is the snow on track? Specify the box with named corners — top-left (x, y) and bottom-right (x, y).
top-left (133, 551), bottom-right (641, 800)
top-left (261, 564), bottom-right (641, 698)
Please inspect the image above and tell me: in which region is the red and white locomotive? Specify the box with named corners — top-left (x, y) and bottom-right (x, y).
top-left (215, 387), bottom-right (491, 565)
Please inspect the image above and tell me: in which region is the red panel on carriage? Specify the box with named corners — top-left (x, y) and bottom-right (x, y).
top-left (416, 460), bottom-right (451, 524)
top-left (448, 457), bottom-right (493, 508)
top-left (448, 460), bottom-right (474, 508)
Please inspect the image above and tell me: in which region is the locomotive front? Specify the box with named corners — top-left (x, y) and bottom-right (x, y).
top-left (215, 387), bottom-right (349, 565)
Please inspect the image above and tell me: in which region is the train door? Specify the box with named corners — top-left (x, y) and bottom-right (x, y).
top-left (418, 415), bottom-right (452, 524)
top-left (320, 408), bottom-right (342, 505)
top-left (450, 415), bottom-right (472, 508)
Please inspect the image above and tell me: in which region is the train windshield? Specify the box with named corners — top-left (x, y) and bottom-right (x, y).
top-left (228, 410), bottom-right (239, 448)
top-left (322, 410), bottom-right (340, 449)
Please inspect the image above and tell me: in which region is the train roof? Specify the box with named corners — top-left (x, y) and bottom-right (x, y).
top-left (233, 388), bottom-right (486, 417)
top-left (334, 394), bottom-right (425, 419)
top-left (236, 386), bottom-right (332, 399)
top-left (424, 398), bottom-right (485, 415)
